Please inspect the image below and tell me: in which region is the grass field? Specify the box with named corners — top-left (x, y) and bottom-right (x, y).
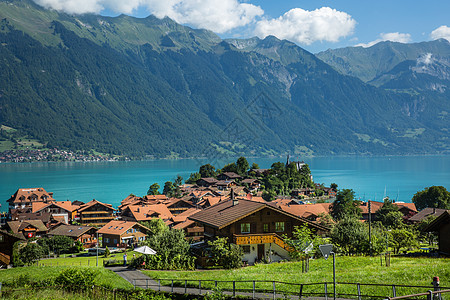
top-left (143, 256), bottom-right (450, 298)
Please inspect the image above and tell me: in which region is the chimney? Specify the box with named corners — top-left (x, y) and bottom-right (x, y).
top-left (231, 188), bottom-right (238, 206)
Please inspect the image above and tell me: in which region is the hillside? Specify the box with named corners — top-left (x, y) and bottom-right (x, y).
top-left (0, 0), bottom-right (449, 157)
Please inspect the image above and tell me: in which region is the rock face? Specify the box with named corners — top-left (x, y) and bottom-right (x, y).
top-left (0, 0), bottom-right (449, 157)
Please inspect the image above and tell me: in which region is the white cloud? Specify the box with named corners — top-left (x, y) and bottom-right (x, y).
top-left (32, 0), bottom-right (264, 33)
top-left (430, 25), bottom-right (450, 42)
top-left (356, 32), bottom-right (412, 48)
top-left (417, 53), bottom-right (433, 65)
top-left (253, 7), bottom-right (356, 45)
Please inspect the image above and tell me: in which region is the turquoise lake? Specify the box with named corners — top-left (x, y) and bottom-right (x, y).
top-left (0, 156), bottom-right (449, 211)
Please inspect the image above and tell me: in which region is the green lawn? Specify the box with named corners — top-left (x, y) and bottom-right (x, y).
top-left (143, 256), bottom-right (450, 298)
top-left (36, 250), bottom-right (140, 267)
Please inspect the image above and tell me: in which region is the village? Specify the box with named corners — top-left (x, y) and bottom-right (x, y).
top-left (1, 157), bottom-right (448, 272)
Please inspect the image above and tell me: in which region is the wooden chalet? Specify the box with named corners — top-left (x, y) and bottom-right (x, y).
top-left (408, 207), bottom-right (448, 223)
top-left (48, 224), bottom-right (98, 248)
top-left (7, 188), bottom-right (54, 213)
top-left (196, 177), bottom-right (218, 187)
top-left (217, 172), bottom-right (242, 181)
top-left (278, 203), bottom-right (331, 222)
top-left (97, 220), bottom-right (151, 248)
top-left (171, 208), bottom-right (204, 242)
top-left (76, 199), bottom-right (116, 227)
top-left (241, 179), bottom-right (261, 191)
top-left (189, 193), bottom-right (328, 265)
top-left (215, 180), bottom-right (236, 191)
top-left (0, 229), bottom-right (25, 267)
top-left (423, 210), bottom-right (450, 255)
top-left (291, 188), bottom-right (315, 197)
top-left (164, 198), bottom-right (196, 215)
top-left (120, 204), bottom-right (173, 222)
top-left (32, 201), bottom-right (78, 224)
top-left (6, 219), bottom-right (48, 239)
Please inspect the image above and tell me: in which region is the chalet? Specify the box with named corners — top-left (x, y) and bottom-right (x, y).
top-left (241, 179), bottom-right (261, 191)
top-left (215, 180), bottom-right (236, 191)
top-left (360, 201), bottom-right (418, 221)
top-left (0, 229), bottom-right (25, 267)
top-left (77, 199), bottom-right (116, 227)
top-left (164, 198), bottom-right (196, 215)
top-left (7, 188), bottom-right (54, 213)
top-left (279, 203), bottom-right (331, 222)
top-left (48, 224), bottom-right (98, 248)
top-left (189, 195), bottom-right (328, 265)
top-left (171, 208), bottom-right (204, 242)
top-left (408, 207), bottom-right (448, 223)
top-left (143, 194), bottom-right (168, 203)
top-left (196, 178), bottom-right (218, 187)
top-left (322, 187), bottom-right (337, 197)
top-left (197, 196), bottom-right (223, 209)
top-left (6, 219), bottom-right (48, 239)
top-left (217, 172), bottom-right (241, 181)
top-left (291, 188), bottom-right (315, 197)
top-left (32, 201), bottom-right (78, 224)
top-left (423, 210), bottom-right (450, 255)
top-left (97, 220), bottom-right (151, 248)
top-left (120, 204), bottom-right (173, 222)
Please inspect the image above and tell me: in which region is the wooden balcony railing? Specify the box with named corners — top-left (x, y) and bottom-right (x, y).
top-left (233, 233), bottom-right (293, 251)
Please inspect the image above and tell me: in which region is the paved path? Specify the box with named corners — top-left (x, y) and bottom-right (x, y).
top-left (107, 266), bottom-right (351, 300)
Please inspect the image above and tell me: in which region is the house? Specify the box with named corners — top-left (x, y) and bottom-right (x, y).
top-left (164, 198), bottom-right (196, 215)
top-left (97, 220), bottom-right (151, 248)
top-left (196, 178), bottom-right (218, 187)
top-left (423, 210), bottom-right (450, 255)
top-left (217, 172), bottom-right (241, 181)
top-left (322, 187), bottom-right (337, 197)
top-left (143, 194), bottom-right (168, 202)
top-left (171, 208), bottom-right (204, 242)
top-left (47, 224), bottom-right (98, 248)
top-left (120, 204), bottom-right (173, 222)
top-left (76, 199), bottom-right (116, 227)
top-left (6, 219), bottom-right (48, 239)
top-left (291, 188), bottom-right (315, 198)
top-left (241, 179), bottom-right (261, 191)
top-left (360, 201), bottom-right (418, 222)
top-left (215, 180), bottom-right (236, 191)
top-left (189, 195), bottom-right (328, 265)
top-left (32, 201), bottom-right (78, 224)
top-left (7, 188), bottom-right (54, 213)
top-left (0, 229), bottom-right (25, 267)
top-left (408, 207), bottom-right (448, 223)
top-left (278, 203), bottom-right (331, 222)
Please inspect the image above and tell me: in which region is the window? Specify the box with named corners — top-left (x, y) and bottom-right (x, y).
top-left (105, 237), bottom-right (110, 243)
top-left (242, 246), bottom-right (251, 254)
top-left (0, 235), bottom-right (4, 243)
top-left (240, 223), bottom-right (250, 233)
top-left (275, 222), bottom-right (285, 232)
top-left (263, 223), bottom-right (269, 233)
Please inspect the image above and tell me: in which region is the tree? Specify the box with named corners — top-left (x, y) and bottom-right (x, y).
top-left (412, 186), bottom-right (450, 211)
top-left (163, 181), bottom-right (174, 196)
top-left (236, 156), bottom-right (249, 175)
top-left (250, 162), bottom-right (260, 170)
top-left (221, 162), bottom-right (237, 174)
top-left (330, 189), bottom-right (362, 221)
top-left (147, 183), bottom-right (160, 195)
top-left (186, 172), bottom-right (201, 184)
top-left (49, 236), bottom-right (75, 255)
top-left (208, 237), bottom-right (243, 269)
top-left (284, 224), bottom-right (325, 260)
top-left (56, 268), bottom-right (99, 290)
top-left (331, 217), bottom-right (368, 255)
top-left (199, 164), bottom-right (216, 178)
top-left (330, 183), bottom-right (338, 191)
top-left (140, 218), bottom-right (169, 236)
top-left (376, 198), bottom-right (403, 229)
top-left (174, 175), bottom-right (183, 187)
top-left (20, 243), bottom-right (44, 265)
top-left (388, 228), bottom-right (418, 254)
top-left (104, 246), bottom-right (110, 257)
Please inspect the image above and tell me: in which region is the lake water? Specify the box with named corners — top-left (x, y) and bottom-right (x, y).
top-left (1, 156), bottom-right (449, 211)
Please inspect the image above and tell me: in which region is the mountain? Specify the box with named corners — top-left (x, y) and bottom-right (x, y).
top-left (316, 39), bottom-right (450, 83)
top-left (0, 0), bottom-right (449, 158)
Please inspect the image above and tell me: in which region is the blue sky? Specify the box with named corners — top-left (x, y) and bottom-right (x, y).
top-left (34, 0), bottom-right (450, 53)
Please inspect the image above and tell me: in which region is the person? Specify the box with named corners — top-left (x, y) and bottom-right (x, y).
top-left (123, 253), bottom-right (127, 266)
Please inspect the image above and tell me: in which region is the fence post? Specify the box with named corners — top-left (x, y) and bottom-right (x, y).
top-left (146, 279), bottom-right (148, 289)
top-left (0, 282), bottom-right (2, 299)
top-left (233, 281), bottom-right (236, 298)
top-left (392, 285), bottom-right (396, 298)
top-left (171, 280), bottom-right (174, 293)
top-left (158, 279), bottom-right (161, 291)
top-left (273, 281), bottom-right (276, 300)
top-left (185, 280), bottom-right (187, 294)
top-left (324, 283), bottom-right (328, 300)
top-left (133, 279), bottom-right (136, 289)
top-left (215, 281), bottom-right (217, 288)
top-left (199, 280), bottom-right (202, 295)
top-left (299, 284), bottom-right (303, 300)
top-left (427, 290), bottom-right (433, 300)
top-left (253, 281), bottom-right (256, 299)
top-left (357, 283), bottom-right (361, 300)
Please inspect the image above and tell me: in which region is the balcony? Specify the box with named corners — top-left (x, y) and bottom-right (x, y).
top-left (233, 233), bottom-right (292, 251)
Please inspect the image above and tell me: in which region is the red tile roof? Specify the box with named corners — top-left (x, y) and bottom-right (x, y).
top-left (97, 220), bottom-right (150, 235)
top-left (8, 188), bottom-right (54, 203)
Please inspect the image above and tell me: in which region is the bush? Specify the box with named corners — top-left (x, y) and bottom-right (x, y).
top-left (208, 237), bottom-right (243, 269)
top-left (55, 267), bottom-right (99, 290)
top-left (20, 243), bottom-right (44, 266)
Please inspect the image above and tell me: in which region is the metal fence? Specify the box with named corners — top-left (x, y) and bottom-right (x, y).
top-left (131, 278), bottom-right (450, 300)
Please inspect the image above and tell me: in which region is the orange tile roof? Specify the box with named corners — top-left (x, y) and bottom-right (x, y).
top-left (78, 199), bottom-right (116, 212)
top-left (172, 208), bottom-right (202, 223)
top-left (144, 194), bottom-right (168, 201)
top-left (32, 201), bottom-right (77, 213)
top-left (97, 220), bottom-right (150, 235)
top-left (278, 203), bottom-right (331, 218)
top-left (8, 188), bottom-right (54, 203)
top-left (172, 219), bottom-right (195, 230)
top-left (124, 204), bottom-right (173, 221)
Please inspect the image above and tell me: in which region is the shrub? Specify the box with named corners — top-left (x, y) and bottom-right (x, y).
top-left (20, 243), bottom-right (44, 266)
top-left (208, 237), bottom-right (243, 269)
top-left (55, 267), bottom-right (99, 290)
